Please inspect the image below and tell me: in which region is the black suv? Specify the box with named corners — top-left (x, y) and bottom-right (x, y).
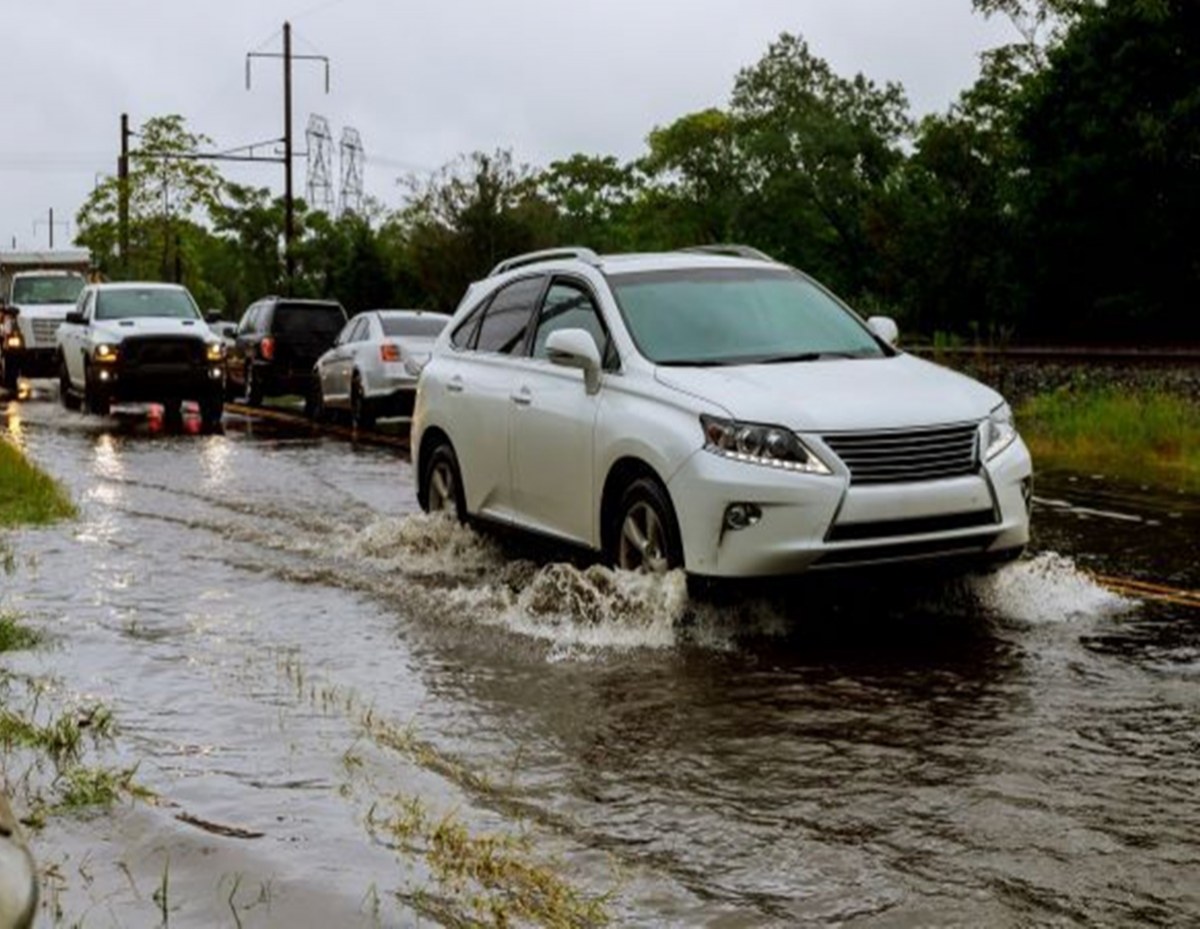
top-left (225, 298), bottom-right (347, 405)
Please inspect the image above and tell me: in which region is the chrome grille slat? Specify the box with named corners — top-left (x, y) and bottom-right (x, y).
top-left (824, 422), bottom-right (980, 485)
top-left (31, 319), bottom-right (62, 347)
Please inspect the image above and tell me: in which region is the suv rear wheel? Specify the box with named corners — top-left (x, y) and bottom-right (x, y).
top-left (610, 477), bottom-right (683, 574)
top-left (420, 441), bottom-right (466, 521)
top-left (245, 365), bottom-right (264, 407)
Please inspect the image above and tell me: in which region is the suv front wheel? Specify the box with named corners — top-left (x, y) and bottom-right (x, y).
top-left (610, 478), bottom-right (683, 574)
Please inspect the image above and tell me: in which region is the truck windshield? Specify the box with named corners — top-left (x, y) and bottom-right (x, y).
top-left (11, 275), bottom-right (85, 305)
top-left (608, 266), bottom-right (886, 366)
top-left (96, 289), bottom-right (200, 321)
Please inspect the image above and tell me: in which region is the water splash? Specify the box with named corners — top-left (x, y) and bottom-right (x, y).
top-left (969, 552), bottom-right (1135, 624)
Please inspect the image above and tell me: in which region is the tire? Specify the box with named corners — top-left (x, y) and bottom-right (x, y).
top-left (609, 477), bottom-right (684, 574)
top-left (82, 362), bottom-right (110, 417)
top-left (245, 365), bottom-right (264, 407)
top-left (59, 356), bottom-right (80, 411)
top-left (420, 441), bottom-right (467, 521)
top-left (305, 379), bottom-right (326, 421)
top-left (0, 355), bottom-right (17, 395)
top-left (350, 374), bottom-right (375, 430)
top-left (200, 395), bottom-right (224, 430)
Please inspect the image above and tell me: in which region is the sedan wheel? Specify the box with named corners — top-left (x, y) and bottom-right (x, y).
top-left (351, 375), bottom-right (375, 429)
top-left (613, 478), bottom-right (683, 574)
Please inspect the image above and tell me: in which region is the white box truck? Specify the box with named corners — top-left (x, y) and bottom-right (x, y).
top-left (0, 250), bottom-right (91, 392)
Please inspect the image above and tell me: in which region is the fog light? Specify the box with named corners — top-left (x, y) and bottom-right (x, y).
top-left (723, 503), bottom-right (762, 531)
top-left (3, 333), bottom-right (21, 349)
top-left (98, 369), bottom-right (111, 381)
top-left (209, 366), bottom-right (223, 379)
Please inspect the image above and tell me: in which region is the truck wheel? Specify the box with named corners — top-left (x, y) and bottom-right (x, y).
top-left (200, 396), bottom-right (224, 431)
top-left (59, 357), bottom-right (80, 411)
top-left (1, 355), bottom-right (17, 395)
top-left (82, 363), bottom-right (110, 417)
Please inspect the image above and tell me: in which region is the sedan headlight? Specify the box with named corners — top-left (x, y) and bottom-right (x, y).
top-left (701, 415), bottom-right (832, 474)
top-left (983, 403), bottom-right (1018, 460)
top-left (206, 342), bottom-right (225, 362)
top-left (94, 343), bottom-right (118, 362)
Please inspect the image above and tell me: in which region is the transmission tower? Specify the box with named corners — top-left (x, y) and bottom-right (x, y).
top-left (305, 115), bottom-right (335, 214)
top-left (338, 127), bottom-right (364, 215)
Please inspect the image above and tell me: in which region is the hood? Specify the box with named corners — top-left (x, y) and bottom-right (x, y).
top-left (655, 353), bottom-right (1003, 433)
top-left (93, 318), bottom-right (214, 342)
top-left (12, 302), bottom-right (75, 318)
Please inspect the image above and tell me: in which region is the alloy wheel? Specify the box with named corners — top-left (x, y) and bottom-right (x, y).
top-left (618, 501), bottom-right (671, 574)
top-left (428, 459), bottom-right (457, 513)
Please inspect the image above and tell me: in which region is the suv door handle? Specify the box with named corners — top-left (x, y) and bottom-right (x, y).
top-left (446, 375), bottom-right (465, 394)
top-left (511, 386), bottom-right (532, 406)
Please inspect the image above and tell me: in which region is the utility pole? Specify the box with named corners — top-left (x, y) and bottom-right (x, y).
top-left (119, 113), bottom-right (130, 275)
top-left (33, 209), bottom-right (69, 249)
top-left (247, 22), bottom-right (329, 297)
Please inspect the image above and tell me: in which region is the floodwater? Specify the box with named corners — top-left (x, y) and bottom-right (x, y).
top-left (1, 390), bottom-right (1197, 927)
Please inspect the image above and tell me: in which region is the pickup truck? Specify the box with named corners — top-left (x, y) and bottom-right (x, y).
top-left (57, 282), bottom-right (226, 428)
top-left (0, 250), bottom-right (90, 393)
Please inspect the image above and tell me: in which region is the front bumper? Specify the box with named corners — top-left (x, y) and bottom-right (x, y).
top-left (92, 360), bottom-right (225, 403)
top-left (1, 347), bottom-right (57, 378)
top-left (668, 437), bottom-right (1033, 577)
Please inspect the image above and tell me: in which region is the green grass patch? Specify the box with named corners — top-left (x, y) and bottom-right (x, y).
top-left (0, 438), bottom-right (76, 527)
top-left (1019, 388), bottom-right (1200, 492)
top-left (0, 612), bottom-right (42, 653)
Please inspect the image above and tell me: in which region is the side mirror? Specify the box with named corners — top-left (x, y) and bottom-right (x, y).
top-left (545, 328), bottom-right (602, 395)
top-left (65, 311), bottom-right (86, 326)
top-left (867, 316), bottom-right (899, 346)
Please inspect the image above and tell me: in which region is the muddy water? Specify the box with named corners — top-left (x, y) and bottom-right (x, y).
top-left (2, 393), bottom-right (1198, 926)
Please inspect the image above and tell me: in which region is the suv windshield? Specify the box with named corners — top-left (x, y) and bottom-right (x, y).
top-left (11, 274), bottom-right (85, 305)
top-left (608, 266), bottom-right (886, 365)
top-left (380, 315), bottom-right (448, 338)
top-left (96, 288), bottom-right (200, 321)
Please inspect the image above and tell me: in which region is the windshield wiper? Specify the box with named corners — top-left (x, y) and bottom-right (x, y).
top-left (656, 358), bottom-right (736, 367)
top-left (756, 351), bottom-right (868, 364)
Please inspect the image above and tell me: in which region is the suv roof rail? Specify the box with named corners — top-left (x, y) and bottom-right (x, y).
top-left (679, 244), bottom-right (777, 263)
top-left (489, 247), bottom-right (601, 277)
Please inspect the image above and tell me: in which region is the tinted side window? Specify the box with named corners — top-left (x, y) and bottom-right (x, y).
top-left (532, 280), bottom-right (616, 369)
top-left (451, 303), bottom-right (485, 350)
top-left (475, 277), bottom-right (544, 355)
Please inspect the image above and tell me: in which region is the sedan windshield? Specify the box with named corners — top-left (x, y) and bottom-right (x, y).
top-left (608, 266), bottom-right (886, 365)
top-left (96, 288), bottom-right (200, 321)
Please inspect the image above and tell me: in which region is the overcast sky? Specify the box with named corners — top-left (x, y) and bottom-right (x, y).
top-left (2, 0), bottom-right (1015, 251)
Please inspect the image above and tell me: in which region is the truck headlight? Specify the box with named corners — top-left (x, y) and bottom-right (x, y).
top-left (983, 403), bottom-right (1018, 460)
top-left (94, 343), bottom-right (118, 362)
top-left (701, 415), bottom-right (832, 475)
top-left (3, 332), bottom-right (21, 350)
top-left (206, 342), bottom-right (225, 362)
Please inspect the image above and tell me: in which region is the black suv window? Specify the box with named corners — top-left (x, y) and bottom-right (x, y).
top-left (474, 277), bottom-right (544, 355)
top-left (532, 280), bottom-right (617, 369)
top-left (272, 302), bottom-right (347, 338)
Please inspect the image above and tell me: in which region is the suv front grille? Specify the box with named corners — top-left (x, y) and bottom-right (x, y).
top-left (823, 422), bottom-right (980, 485)
top-left (121, 336), bottom-right (205, 367)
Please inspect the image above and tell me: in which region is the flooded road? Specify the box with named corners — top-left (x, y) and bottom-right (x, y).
top-left (2, 392), bottom-right (1198, 926)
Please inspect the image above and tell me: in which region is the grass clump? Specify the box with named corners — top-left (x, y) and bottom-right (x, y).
top-left (0, 611), bottom-right (42, 652)
top-left (0, 437), bottom-right (76, 527)
top-left (1019, 388), bottom-right (1200, 492)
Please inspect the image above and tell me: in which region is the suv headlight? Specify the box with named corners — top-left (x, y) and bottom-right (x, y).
top-left (983, 403), bottom-right (1018, 460)
top-left (701, 415), bottom-right (832, 475)
top-left (206, 342), bottom-right (225, 362)
top-left (94, 343), bottom-right (118, 362)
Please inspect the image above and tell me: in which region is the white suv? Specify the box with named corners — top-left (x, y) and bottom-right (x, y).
top-left (413, 246), bottom-right (1032, 578)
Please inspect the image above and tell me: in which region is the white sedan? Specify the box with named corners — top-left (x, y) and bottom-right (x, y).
top-left (414, 246), bottom-right (1032, 579)
top-left (310, 310), bottom-right (448, 427)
